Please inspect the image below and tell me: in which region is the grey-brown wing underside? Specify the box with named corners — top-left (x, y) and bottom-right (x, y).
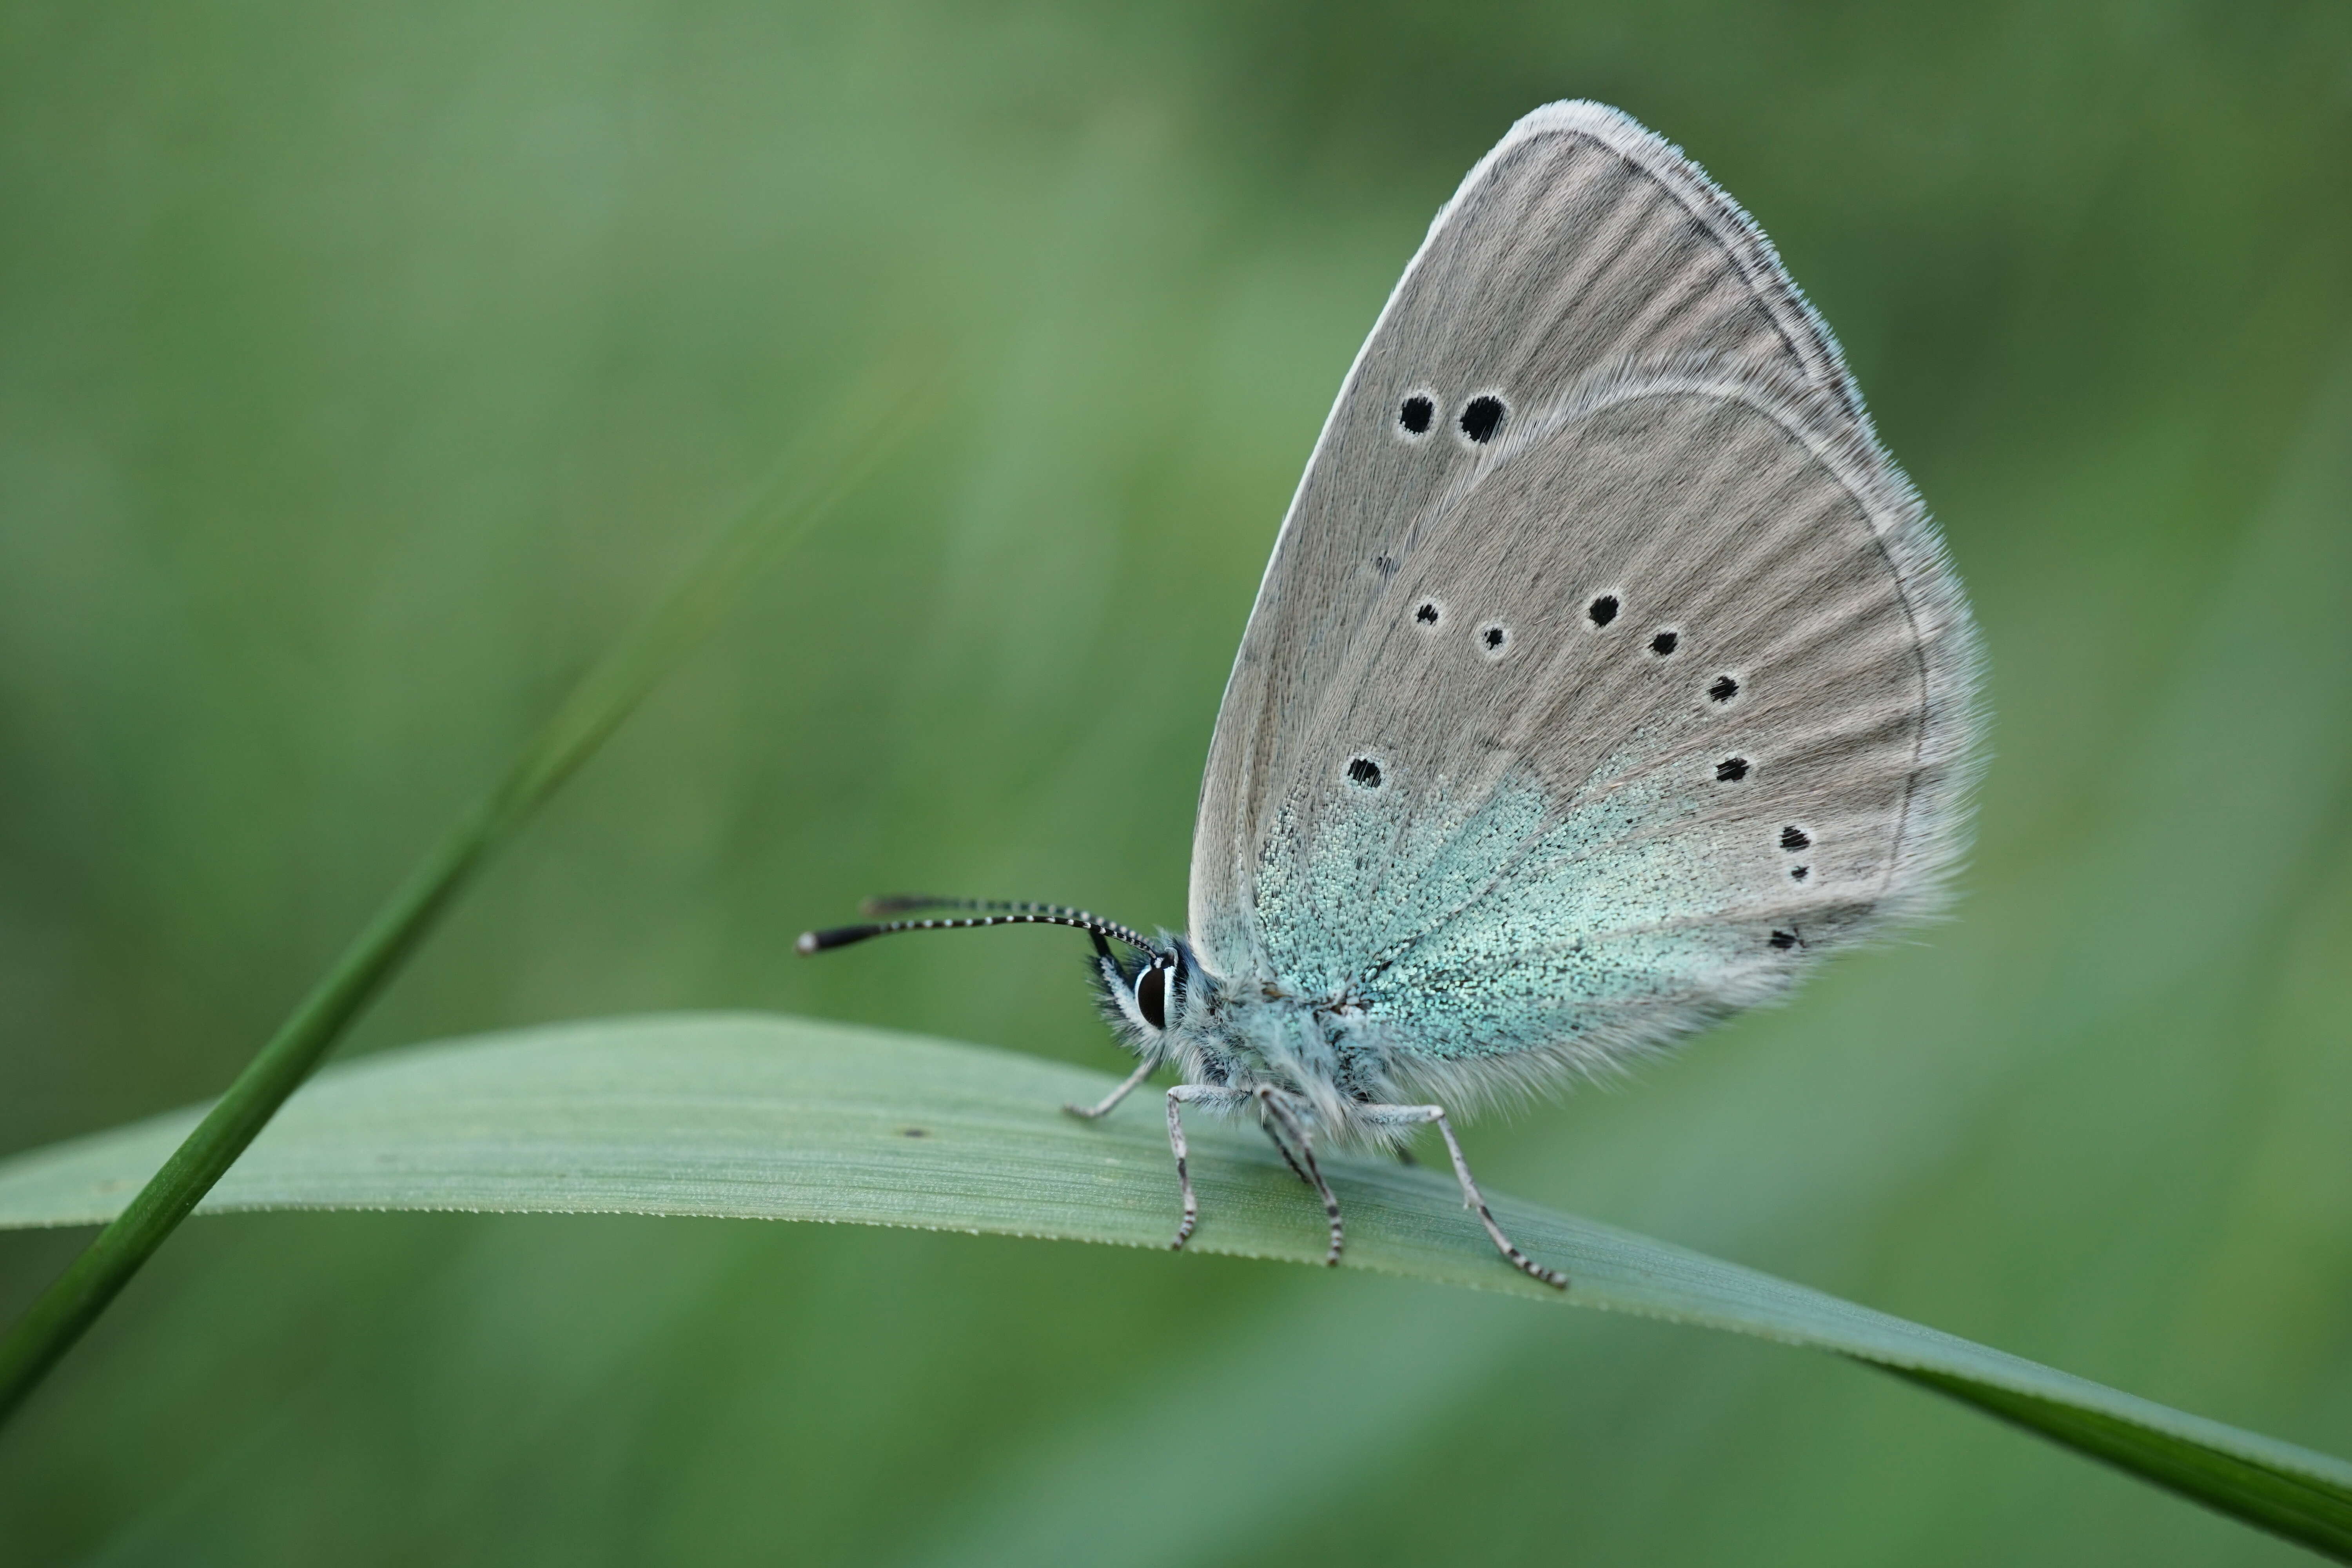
top-left (1189, 100), bottom-right (1909, 978)
top-left (1223, 368), bottom-right (1981, 1095)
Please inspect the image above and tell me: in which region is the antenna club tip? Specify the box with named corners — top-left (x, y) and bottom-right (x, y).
top-left (799, 924), bottom-right (881, 955)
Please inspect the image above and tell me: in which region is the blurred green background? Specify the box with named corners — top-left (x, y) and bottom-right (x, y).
top-left (3, 2), bottom-right (2350, 1563)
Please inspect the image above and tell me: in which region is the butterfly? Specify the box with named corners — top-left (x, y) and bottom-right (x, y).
top-left (800, 102), bottom-right (1983, 1287)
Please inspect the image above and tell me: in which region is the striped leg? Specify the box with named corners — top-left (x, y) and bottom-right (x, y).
top-left (1065, 1057), bottom-right (1155, 1120)
top-left (1255, 1088), bottom-right (1344, 1267)
top-left (1363, 1104), bottom-right (1568, 1289)
top-left (1260, 1121), bottom-right (1314, 1187)
top-left (1164, 1085), bottom-right (1249, 1250)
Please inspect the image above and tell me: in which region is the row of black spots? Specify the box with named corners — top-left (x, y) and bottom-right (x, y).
top-left (1581, 593), bottom-right (1686, 661)
top-left (1780, 823), bottom-right (1812, 883)
top-left (1397, 392), bottom-right (1508, 445)
top-left (1405, 598), bottom-right (1512, 659)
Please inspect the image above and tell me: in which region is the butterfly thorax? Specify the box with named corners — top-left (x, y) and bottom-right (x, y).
top-left (1094, 938), bottom-right (1413, 1149)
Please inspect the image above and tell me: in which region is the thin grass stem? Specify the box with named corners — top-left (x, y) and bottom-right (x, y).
top-left (0, 363), bottom-right (938, 1427)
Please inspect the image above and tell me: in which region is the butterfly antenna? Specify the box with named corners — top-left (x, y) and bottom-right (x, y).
top-left (796, 897), bottom-right (1155, 958)
top-left (859, 895), bottom-right (1110, 921)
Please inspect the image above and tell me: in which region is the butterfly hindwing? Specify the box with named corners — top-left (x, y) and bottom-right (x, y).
top-left (1239, 369), bottom-right (1979, 1097)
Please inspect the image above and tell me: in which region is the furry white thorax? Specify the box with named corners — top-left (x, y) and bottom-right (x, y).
top-left (1095, 940), bottom-right (1423, 1151)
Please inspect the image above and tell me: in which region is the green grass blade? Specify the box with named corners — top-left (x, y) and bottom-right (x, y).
top-left (0, 375), bottom-right (932, 1428)
top-left (1882, 1367), bottom-right (2352, 1557)
top-left (0, 1014), bottom-right (2343, 1556)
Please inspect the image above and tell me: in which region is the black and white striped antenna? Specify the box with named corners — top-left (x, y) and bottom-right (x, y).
top-left (795, 895), bottom-right (1156, 960)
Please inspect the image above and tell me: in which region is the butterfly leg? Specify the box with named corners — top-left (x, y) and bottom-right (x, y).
top-left (1260, 1120), bottom-right (1314, 1187)
top-left (1164, 1085), bottom-right (1250, 1251)
top-left (1363, 1105), bottom-right (1569, 1290)
top-left (1064, 1057), bottom-right (1155, 1120)
top-left (1255, 1087), bottom-right (1344, 1267)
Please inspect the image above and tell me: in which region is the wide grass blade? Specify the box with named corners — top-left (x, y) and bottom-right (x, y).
top-left (0, 374), bottom-right (931, 1426)
top-left (0, 1014), bottom-right (2343, 1557)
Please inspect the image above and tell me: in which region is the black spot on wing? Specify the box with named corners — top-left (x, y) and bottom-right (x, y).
top-left (1459, 396), bottom-right (1505, 444)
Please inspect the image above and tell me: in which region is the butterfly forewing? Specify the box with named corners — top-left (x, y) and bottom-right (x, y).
top-left (1191, 102), bottom-right (1879, 972)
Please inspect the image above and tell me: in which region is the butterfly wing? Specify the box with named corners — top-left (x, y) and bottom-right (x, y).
top-left (1192, 100), bottom-right (1875, 970)
top-left (1187, 105), bottom-right (1982, 1093)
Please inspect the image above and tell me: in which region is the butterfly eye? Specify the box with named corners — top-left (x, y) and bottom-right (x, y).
top-left (1134, 959), bottom-right (1174, 1031)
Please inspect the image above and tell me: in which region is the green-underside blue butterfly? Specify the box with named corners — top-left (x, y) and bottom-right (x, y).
top-left (802, 101), bottom-right (1985, 1287)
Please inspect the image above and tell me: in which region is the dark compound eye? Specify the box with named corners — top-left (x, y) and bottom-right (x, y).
top-left (1459, 396), bottom-right (1506, 443)
top-left (1135, 962), bottom-right (1169, 1030)
top-left (1347, 756), bottom-right (1383, 789)
top-left (1708, 674), bottom-right (1740, 704)
top-left (1780, 826), bottom-right (1811, 851)
top-left (1399, 395), bottom-right (1434, 435)
top-left (1650, 630), bottom-right (1679, 656)
top-left (1587, 594), bottom-right (1620, 627)
top-left (1715, 756), bottom-right (1750, 782)
top-left (1415, 601), bottom-right (1439, 625)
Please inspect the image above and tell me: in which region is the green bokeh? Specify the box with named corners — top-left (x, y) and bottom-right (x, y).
top-left (4, 3), bottom-right (2350, 1563)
